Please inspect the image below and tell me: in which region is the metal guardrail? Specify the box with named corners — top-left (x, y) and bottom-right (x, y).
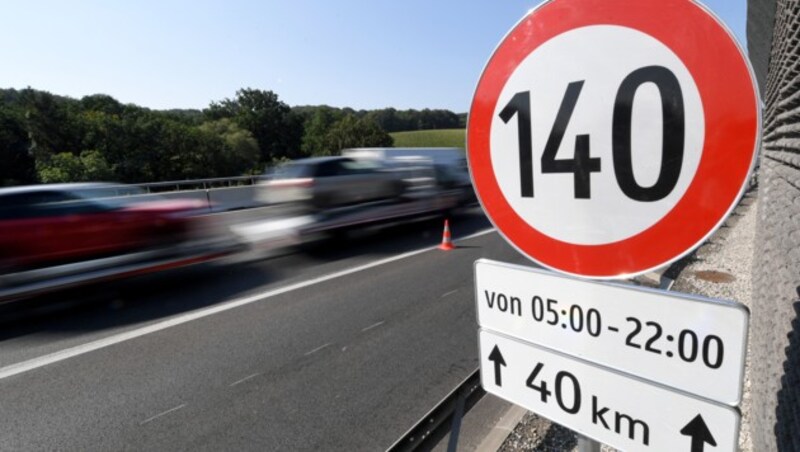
top-left (49, 177), bottom-right (265, 213)
top-left (386, 270), bottom-right (675, 452)
top-left (137, 175), bottom-right (261, 193)
top-left (386, 368), bottom-right (485, 452)
top-left (71, 176), bottom-right (262, 198)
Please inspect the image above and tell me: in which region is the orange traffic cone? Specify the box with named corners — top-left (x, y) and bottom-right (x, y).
top-left (439, 219), bottom-right (456, 251)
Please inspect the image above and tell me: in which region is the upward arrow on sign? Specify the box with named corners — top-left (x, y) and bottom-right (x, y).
top-left (488, 345), bottom-right (506, 387)
top-left (680, 414), bottom-right (717, 452)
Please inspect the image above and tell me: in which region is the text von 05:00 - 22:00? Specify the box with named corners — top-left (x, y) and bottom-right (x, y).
top-left (483, 290), bottom-right (724, 370)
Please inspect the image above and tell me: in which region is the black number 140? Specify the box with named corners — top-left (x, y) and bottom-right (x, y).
top-left (499, 65), bottom-right (685, 202)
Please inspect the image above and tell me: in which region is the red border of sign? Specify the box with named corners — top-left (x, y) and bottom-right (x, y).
top-left (468, 0), bottom-right (760, 278)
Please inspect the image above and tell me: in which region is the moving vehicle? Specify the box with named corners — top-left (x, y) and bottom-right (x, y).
top-left (342, 147), bottom-right (468, 174)
top-left (0, 183), bottom-right (211, 272)
top-left (236, 155), bottom-right (469, 251)
top-left (342, 147), bottom-right (475, 205)
top-left (258, 156), bottom-right (404, 210)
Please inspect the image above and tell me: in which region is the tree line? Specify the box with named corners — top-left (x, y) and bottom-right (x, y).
top-left (0, 87), bottom-right (466, 186)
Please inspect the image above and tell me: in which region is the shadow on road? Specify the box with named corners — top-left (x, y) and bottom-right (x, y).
top-left (298, 208), bottom-right (490, 261)
top-left (0, 259), bottom-right (272, 341)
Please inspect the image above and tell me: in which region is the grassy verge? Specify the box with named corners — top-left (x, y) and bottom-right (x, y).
top-left (390, 129), bottom-right (466, 148)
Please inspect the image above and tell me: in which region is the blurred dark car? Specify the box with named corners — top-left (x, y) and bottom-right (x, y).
top-left (258, 157), bottom-right (404, 209)
top-left (0, 183), bottom-right (210, 272)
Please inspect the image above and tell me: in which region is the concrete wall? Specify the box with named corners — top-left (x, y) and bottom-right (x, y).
top-left (747, 0), bottom-right (800, 450)
top-left (747, 0), bottom-right (778, 93)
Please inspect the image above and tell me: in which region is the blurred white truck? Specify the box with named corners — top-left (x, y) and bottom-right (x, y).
top-left (341, 147), bottom-right (474, 205)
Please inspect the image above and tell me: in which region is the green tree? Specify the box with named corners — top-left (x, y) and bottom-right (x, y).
top-left (365, 108), bottom-right (400, 132)
top-left (19, 88), bottom-right (84, 162)
top-left (79, 149), bottom-right (115, 181)
top-left (80, 94), bottom-right (124, 116)
top-left (78, 105), bottom-right (247, 182)
top-left (301, 107), bottom-right (345, 156)
top-left (0, 105), bottom-right (35, 186)
top-left (198, 118), bottom-right (260, 175)
top-left (37, 153), bottom-right (82, 183)
top-left (322, 115), bottom-right (393, 153)
top-left (205, 88), bottom-right (302, 164)
top-left (36, 150), bottom-right (114, 183)
top-left (81, 109), bottom-right (210, 182)
top-left (0, 86), bottom-right (465, 186)
top-left (78, 108), bottom-right (140, 182)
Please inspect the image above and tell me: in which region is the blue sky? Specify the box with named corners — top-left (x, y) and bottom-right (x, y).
top-left (0, 1), bottom-right (746, 113)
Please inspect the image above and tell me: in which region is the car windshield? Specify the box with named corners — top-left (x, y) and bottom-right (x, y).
top-left (267, 162), bottom-right (312, 179)
top-left (339, 159), bottom-right (384, 173)
top-left (70, 185), bottom-right (152, 208)
top-left (0, 190), bottom-right (111, 219)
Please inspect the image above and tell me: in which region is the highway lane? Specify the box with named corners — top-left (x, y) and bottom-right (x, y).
top-left (0, 208), bottom-right (490, 363)
top-left (0, 210), bottom-right (533, 450)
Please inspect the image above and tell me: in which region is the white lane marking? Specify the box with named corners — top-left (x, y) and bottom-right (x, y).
top-left (361, 321), bottom-right (385, 332)
top-left (140, 403), bottom-right (186, 425)
top-left (440, 289), bottom-right (458, 298)
top-left (0, 227), bottom-right (495, 381)
top-left (304, 343), bottom-right (331, 356)
top-left (229, 373), bottom-right (260, 387)
top-left (454, 227), bottom-right (495, 242)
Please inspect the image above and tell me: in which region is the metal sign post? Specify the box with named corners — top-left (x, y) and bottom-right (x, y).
top-left (577, 434), bottom-right (601, 452)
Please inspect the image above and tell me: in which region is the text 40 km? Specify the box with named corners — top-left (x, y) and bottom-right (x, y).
top-left (526, 362), bottom-right (650, 446)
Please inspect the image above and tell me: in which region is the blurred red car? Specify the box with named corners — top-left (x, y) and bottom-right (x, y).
top-left (0, 183), bottom-right (210, 272)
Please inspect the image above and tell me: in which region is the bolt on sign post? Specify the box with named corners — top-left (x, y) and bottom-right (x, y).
top-left (467, 0), bottom-right (760, 279)
top-left (467, 0), bottom-right (760, 451)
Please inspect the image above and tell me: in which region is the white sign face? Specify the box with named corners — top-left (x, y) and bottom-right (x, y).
top-left (480, 330), bottom-right (740, 452)
top-left (475, 259), bottom-right (748, 405)
top-left (490, 25), bottom-right (704, 245)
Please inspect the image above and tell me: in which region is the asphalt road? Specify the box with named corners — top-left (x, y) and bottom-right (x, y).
top-left (0, 208), bottom-right (531, 450)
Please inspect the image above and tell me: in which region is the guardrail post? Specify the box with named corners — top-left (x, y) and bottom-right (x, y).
top-left (446, 389), bottom-right (466, 452)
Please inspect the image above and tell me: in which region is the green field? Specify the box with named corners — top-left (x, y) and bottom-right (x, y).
top-left (390, 128), bottom-right (466, 148)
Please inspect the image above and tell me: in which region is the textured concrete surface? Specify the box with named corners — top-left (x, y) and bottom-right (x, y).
top-left (747, 0), bottom-right (800, 449)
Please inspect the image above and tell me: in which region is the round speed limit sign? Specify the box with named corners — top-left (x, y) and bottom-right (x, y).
top-left (468, 0), bottom-right (760, 278)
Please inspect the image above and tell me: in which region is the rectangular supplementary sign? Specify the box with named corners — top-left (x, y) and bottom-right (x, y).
top-left (475, 259), bottom-right (749, 405)
top-left (480, 330), bottom-right (740, 452)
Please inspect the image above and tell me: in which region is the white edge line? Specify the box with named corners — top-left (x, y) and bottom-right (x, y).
top-left (440, 289), bottom-right (458, 298)
top-left (361, 321), bottom-right (385, 332)
top-left (229, 373), bottom-right (260, 387)
top-left (139, 403), bottom-right (186, 425)
top-left (304, 343), bottom-right (331, 356)
top-left (455, 227), bottom-right (495, 242)
top-left (0, 227), bottom-right (496, 381)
